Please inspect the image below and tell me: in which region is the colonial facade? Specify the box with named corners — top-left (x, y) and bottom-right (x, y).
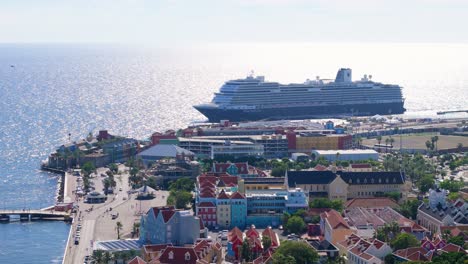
top-left (196, 173), bottom-right (307, 230)
top-left (139, 206), bottom-right (204, 246)
top-left (417, 189), bottom-right (468, 234)
top-left (287, 170), bottom-right (408, 201)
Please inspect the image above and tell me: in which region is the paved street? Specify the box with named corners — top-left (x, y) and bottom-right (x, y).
top-left (63, 165), bottom-right (168, 264)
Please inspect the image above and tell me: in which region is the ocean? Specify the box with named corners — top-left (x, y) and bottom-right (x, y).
top-left (0, 43), bottom-right (467, 263)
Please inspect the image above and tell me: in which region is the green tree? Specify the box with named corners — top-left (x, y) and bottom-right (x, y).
top-left (169, 190), bottom-right (192, 209)
top-left (286, 216), bottom-right (306, 234)
top-left (146, 176), bottom-right (159, 190)
top-left (92, 250), bottom-right (104, 264)
top-left (399, 200), bottom-right (420, 220)
top-left (431, 252), bottom-right (467, 264)
top-left (391, 233), bottom-right (420, 250)
top-left (262, 235), bottom-right (272, 251)
top-left (273, 240), bottom-right (318, 264)
top-left (116, 221), bottom-right (123, 239)
top-left (376, 222), bottom-right (400, 243)
top-left (309, 198), bottom-right (344, 212)
top-left (384, 254), bottom-right (396, 264)
top-left (82, 162), bottom-right (96, 176)
top-left (240, 238), bottom-right (252, 262)
top-left (418, 174), bottom-right (435, 193)
top-left (447, 236), bottom-right (464, 247)
top-left (377, 135), bottom-right (382, 146)
top-left (272, 253), bottom-right (296, 264)
top-left (168, 177), bottom-right (194, 192)
top-left (439, 180), bottom-right (464, 192)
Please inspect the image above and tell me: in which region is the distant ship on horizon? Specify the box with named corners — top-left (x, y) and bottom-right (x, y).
top-left (194, 68), bottom-right (406, 122)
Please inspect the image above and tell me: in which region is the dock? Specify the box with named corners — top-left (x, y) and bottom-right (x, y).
top-left (437, 109), bottom-right (468, 115)
top-left (0, 209), bottom-right (71, 222)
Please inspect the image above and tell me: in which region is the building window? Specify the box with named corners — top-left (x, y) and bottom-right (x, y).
top-left (185, 252), bottom-right (191, 260)
top-left (168, 251), bottom-right (174, 260)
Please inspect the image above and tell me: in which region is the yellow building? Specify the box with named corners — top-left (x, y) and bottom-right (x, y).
top-left (287, 171), bottom-right (407, 201)
top-left (294, 134), bottom-right (352, 152)
top-left (216, 190), bottom-right (231, 229)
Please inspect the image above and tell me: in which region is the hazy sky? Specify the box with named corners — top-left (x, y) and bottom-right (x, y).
top-left (1, 0), bottom-right (467, 44)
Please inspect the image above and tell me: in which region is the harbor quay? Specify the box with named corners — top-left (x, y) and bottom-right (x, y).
top-left (61, 164), bottom-right (169, 264)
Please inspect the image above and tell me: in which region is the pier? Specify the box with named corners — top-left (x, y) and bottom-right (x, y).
top-left (0, 209), bottom-right (71, 222)
top-left (437, 109), bottom-right (468, 115)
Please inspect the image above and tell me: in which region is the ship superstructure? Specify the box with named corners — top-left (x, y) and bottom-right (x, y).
top-left (194, 68), bottom-right (405, 122)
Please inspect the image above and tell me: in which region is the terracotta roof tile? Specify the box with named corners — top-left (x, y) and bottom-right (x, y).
top-left (321, 210), bottom-right (350, 229)
top-left (158, 246), bottom-right (198, 264)
top-left (161, 210), bottom-right (175, 223)
top-left (230, 191), bottom-right (245, 200)
top-left (128, 256), bottom-right (147, 264)
top-left (198, 202), bottom-right (216, 207)
top-left (217, 190), bottom-right (230, 199)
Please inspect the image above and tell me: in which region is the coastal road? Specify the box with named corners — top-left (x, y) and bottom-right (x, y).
top-left (63, 165), bottom-right (168, 264)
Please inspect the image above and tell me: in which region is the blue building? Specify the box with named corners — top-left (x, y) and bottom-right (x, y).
top-left (245, 189), bottom-right (308, 228)
top-left (102, 138), bottom-right (138, 163)
top-left (230, 192), bottom-right (247, 229)
top-left (139, 206), bottom-right (203, 246)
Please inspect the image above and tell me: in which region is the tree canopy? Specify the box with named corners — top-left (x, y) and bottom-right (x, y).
top-left (309, 198), bottom-right (344, 212)
top-left (391, 233), bottom-right (420, 250)
top-left (286, 216), bottom-right (306, 234)
top-left (273, 240), bottom-right (318, 264)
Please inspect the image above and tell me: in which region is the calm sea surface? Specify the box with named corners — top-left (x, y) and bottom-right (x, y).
top-left (0, 43), bottom-right (467, 263)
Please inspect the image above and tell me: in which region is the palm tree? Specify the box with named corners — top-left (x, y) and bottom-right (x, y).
top-left (116, 221), bottom-right (123, 239)
top-left (389, 137), bottom-right (395, 148)
top-left (431, 136), bottom-right (439, 152)
top-left (92, 250), bottom-right (104, 264)
top-left (457, 143), bottom-right (463, 153)
top-left (385, 138), bottom-right (390, 153)
top-left (377, 135), bottom-right (382, 146)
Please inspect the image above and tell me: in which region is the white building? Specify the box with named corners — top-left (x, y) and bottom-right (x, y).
top-left (210, 143), bottom-right (264, 159)
top-left (311, 149), bottom-right (379, 162)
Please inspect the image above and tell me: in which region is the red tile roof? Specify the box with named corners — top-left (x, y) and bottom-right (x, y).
top-left (217, 190), bottom-right (230, 199)
top-left (262, 227), bottom-right (279, 247)
top-left (321, 210), bottom-right (350, 229)
top-left (128, 256), bottom-right (147, 264)
top-left (394, 247), bottom-right (433, 262)
top-left (345, 198), bottom-right (399, 208)
top-left (213, 162), bottom-right (249, 174)
top-left (440, 243), bottom-right (465, 253)
top-left (230, 191), bottom-right (245, 200)
top-left (313, 165), bottom-right (328, 171)
top-left (219, 176), bottom-right (238, 186)
top-left (161, 210), bottom-right (176, 223)
top-left (228, 227), bottom-right (244, 242)
top-left (150, 206), bottom-right (175, 219)
top-left (158, 246), bottom-right (198, 264)
top-left (198, 202), bottom-right (216, 207)
top-left (143, 244), bottom-right (171, 254)
top-left (246, 226), bottom-right (260, 238)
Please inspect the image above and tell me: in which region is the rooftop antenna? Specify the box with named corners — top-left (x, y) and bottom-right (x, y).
top-left (369, 75), bottom-right (372, 80)
top-left (249, 70), bottom-right (254, 77)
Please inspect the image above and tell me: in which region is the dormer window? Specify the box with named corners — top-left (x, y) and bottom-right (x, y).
top-left (349, 179), bottom-right (352, 184)
top-left (357, 179), bottom-right (360, 184)
top-left (364, 178), bottom-right (367, 183)
top-left (379, 178), bottom-right (381, 183)
top-left (371, 178), bottom-right (374, 183)
top-left (169, 251), bottom-right (174, 260)
top-left (185, 252), bottom-right (191, 260)
top-left (393, 178), bottom-right (396, 183)
top-left (385, 178), bottom-right (389, 183)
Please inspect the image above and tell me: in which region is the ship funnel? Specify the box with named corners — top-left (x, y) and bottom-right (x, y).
top-left (335, 68), bottom-right (352, 83)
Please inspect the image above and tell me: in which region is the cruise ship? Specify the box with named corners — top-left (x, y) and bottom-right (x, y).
top-left (194, 68), bottom-right (405, 122)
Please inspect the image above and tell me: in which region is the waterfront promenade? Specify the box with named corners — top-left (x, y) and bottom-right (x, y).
top-left (62, 165), bottom-right (168, 264)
